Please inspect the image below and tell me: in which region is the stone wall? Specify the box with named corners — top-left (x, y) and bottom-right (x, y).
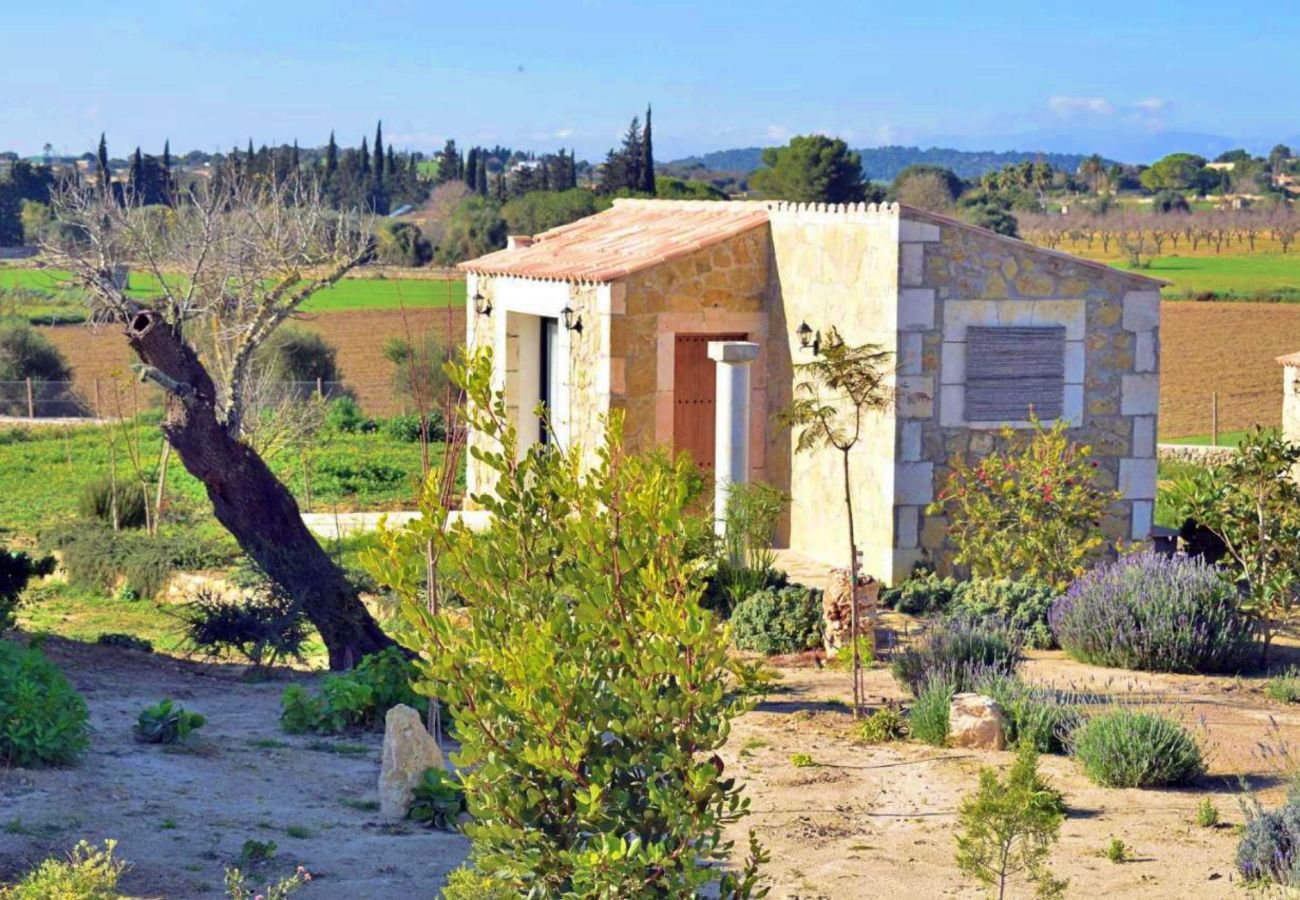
top-left (899, 210), bottom-right (1161, 579)
top-left (764, 204), bottom-right (901, 579)
top-left (615, 228), bottom-right (772, 463)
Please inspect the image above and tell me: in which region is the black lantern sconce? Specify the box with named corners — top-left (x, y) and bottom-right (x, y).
top-left (472, 289), bottom-right (492, 317)
top-left (796, 320), bottom-right (821, 355)
top-left (560, 305), bottom-right (583, 334)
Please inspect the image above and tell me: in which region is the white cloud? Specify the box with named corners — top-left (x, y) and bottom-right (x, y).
top-left (554, 127), bottom-right (574, 139)
top-left (1048, 96), bottom-right (1115, 117)
top-left (1135, 98), bottom-right (1166, 112)
top-left (873, 123), bottom-right (898, 144)
top-left (766, 124), bottom-right (790, 141)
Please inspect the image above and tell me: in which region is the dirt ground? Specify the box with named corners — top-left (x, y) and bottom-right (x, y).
top-left (0, 639), bottom-right (466, 899)
top-left (6, 637), bottom-right (1300, 898)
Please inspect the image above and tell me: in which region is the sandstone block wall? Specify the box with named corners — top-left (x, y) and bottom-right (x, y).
top-left (899, 211), bottom-right (1161, 580)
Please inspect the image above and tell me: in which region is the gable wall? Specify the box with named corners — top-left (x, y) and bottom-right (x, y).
top-left (901, 213), bottom-right (1160, 580)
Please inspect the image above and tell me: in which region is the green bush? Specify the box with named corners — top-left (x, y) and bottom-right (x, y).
top-left (890, 614), bottom-right (1021, 696)
top-left (280, 647), bottom-right (421, 734)
top-left (0, 323), bottom-right (71, 383)
top-left (134, 698), bottom-right (206, 745)
top-left (973, 672), bottom-right (1080, 754)
top-left (0, 640), bottom-right (89, 766)
top-left (409, 767), bottom-right (466, 830)
top-left (730, 585), bottom-right (824, 655)
top-left (700, 563), bottom-right (788, 617)
top-left (1070, 708), bottom-right (1204, 788)
top-left (383, 411), bottom-right (447, 443)
top-left (52, 524), bottom-right (235, 600)
top-left (882, 573), bottom-right (1057, 648)
top-left (255, 326), bottom-right (341, 384)
top-left (0, 840), bottom-right (124, 899)
top-left (77, 478), bottom-right (148, 529)
top-left (95, 633), bottom-right (153, 653)
top-left (374, 219), bottom-right (433, 267)
top-left (909, 677), bottom-right (955, 746)
top-left (179, 584), bottom-right (309, 669)
top-left (1237, 789), bottom-right (1300, 886)
top-left (323, 396), bottom-right (373, 434)
top-left (1267, 667), bottom-right (1300, 704)
top-left (857, 706), bottom-right (908, 743)
top-left (881, 571), bottom-right (959, 615)
top-left (0, 548), bottom-right (54, 632)
top-left (440, 867), bottom-right (517, 900)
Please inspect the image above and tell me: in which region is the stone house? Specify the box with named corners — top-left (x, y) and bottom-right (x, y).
top-left (459, 199), bottom-right (1164, 583)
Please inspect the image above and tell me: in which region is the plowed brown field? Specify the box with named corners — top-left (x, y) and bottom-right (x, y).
top-left (34, 301), bottom-right (1296, 437)
top-left (38, 306), bottom-right (465, 417)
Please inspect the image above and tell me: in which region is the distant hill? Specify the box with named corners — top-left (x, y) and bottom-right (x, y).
top-left (666, 145), bottom-right (1113, 182)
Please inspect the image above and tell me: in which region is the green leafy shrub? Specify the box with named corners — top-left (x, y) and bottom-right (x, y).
top-left (1105, 837), bottom-right (1131, 863)
top-left (224, 865), bottom-right (310, 900)
top-left (909, 677), bottom-right (956, 747)
top-left (179, 585), bottom-right (309, 669)
top-left (374, 219), bottom-right (433, 266)
top-left (952, 579), bottom-right (1058, 650)
top-left (409, 767), bottom-right (466, 830)
top-left (255, 326), bottom-right (340, 383)
top-left (790, 753), bottom-right (817, 768)
top-left (700, 564), bottom-right (788, 617)
top-left (440, 867), bottom-right (517, 900)
top-left (313, 458), bottom-right (406, 495)
top-left (0, 322), bottom-right (72, 384)
top-left (0, 640), bottom-right (89, 766)
top-left (0, 548), bottom-right (55, 632)
top-left (134, 698), bottom-right (206, 744)
top-left (77, 478), bottom-right (148, 529)
top-left (891, 614), bottom-right (1021, 696)
top-left (383, 411), bottom-right (446, 443)
top-left (1050, 554), bottom-right (1257, 673)
top-left (0, 839), bottom-right (123, 899)
top-left (51, 523), bottom-right (236, 600)
top-left (881, 571), bottom-right (958, 615)
top-left (280, 647), bottom-right (421, 734)
top-left (955, 748), bottom-right (1067, 899)
top-left (929, 418), bottom-right (1117, 590)
top-left (363, 351), bottom-right (766, 896)
top-left (95, 633), bottom-right (153, 653)
top-left (730, 585), bottom-right (824, 655)
top-left (973, 672), bottom-right (1080, 754)
top-left (1069, 708), bottom-right (1204, 788)
top-left (857, 706), bottom-right (908, 743)
top-left (237, 839), bottom-right (277, 867)
top-left (322, 396), bottom-right (373, 434)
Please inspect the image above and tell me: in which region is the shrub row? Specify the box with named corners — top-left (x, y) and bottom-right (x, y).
top-left (883, 574), bottom-right (1057, 649)
top-left (281, 647), bottom-right (421, 734)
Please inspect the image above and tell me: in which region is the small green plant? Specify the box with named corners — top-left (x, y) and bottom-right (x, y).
top-left (891, 614), bottom-right (1021, 696)
top-left (1105, 838), bottom-right (1131, 863)
top-left (224, 864), bottom-right (310, 900)
top-left (408, 767), bottom-right (467, 830)
top-left (179, 583), bottom-right (309, 670)
top-left (973, 672), bottom-right (1080, 755)
top-left (0, 639), bottom-right (89, 766)
top-left (730, 585), bottom-right (824, 656)
top-left (134, 699), bottom-right (206, 745)
top-left (909, 677), bottom-right (956, 747)
top-left (283, 824), bottom-right (313, 839)
top-left (857, 706), bottom-right (908, 744)
top-left (1069, 708), bottom-right (1205, 788)
top-left (279, 646), bottom-right (421, 734)
top-left (1267, 668), bottom-right (1300, 704)
top-left (828, 636), bottom-right (875, 671)
top-left (236, 838), bottom-right (277, 868)
top-left (1196, 797), bottom-right (1221, 828)
top-left (955, 747), bottom-right (1068, 899)
top-left (790, 753), bottom-right (817, 768)
top-left (440, 866), bottom-right (519, 900)
top-left (0, 839), bottom-right (124, 899)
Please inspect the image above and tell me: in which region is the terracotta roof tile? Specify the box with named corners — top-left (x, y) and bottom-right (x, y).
top-left (458, 199), bottom-right (769, 282)
top-left (1278, 350), bottom-right (1300, 367)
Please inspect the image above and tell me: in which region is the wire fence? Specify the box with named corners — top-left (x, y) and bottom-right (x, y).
top-left (1163, 387), bottom-right (1280, 443)
top-left (0, 380), bottom-right (410, 421)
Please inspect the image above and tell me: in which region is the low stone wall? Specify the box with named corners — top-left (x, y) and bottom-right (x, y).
top-left (1157, 443), bottom-right (1236, 465)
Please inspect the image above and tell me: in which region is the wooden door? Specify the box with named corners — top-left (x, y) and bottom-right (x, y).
top-left (673, 333), bottom-right (746, 471)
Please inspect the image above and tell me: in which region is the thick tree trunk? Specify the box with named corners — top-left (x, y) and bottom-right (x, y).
top-left (127, 310), bottom-right (390, 669)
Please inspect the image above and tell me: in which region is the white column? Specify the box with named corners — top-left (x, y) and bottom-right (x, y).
top-left (708, 341), bottom-right (760, 535)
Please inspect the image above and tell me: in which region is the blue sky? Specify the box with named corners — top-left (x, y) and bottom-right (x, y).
top-left (4, 1), bottom-right (1297, 163)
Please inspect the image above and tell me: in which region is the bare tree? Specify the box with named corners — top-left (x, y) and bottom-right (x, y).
top-left (44, 170), bottom-right (390, 668)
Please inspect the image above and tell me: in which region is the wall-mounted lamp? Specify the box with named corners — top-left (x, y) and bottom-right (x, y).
top-left (472, 290), bottom-right (492, 316)
top-left (560, 305), bottom-right (583, 334)
top-left (796, 320), bottom-right (821, 355)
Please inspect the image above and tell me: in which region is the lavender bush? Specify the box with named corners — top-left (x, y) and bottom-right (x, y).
top-left (1049, 554), bottom-right (1257, 673)
top-left (890, 613), bottom-right (1022, 696)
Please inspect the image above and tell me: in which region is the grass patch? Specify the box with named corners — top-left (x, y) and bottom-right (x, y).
top-left (1162, 431), bottom-right (1248, 447)
top-left (299, 277), bottom-right (465, 312)
top-left (306, 739), bottom-right (371, 755)
top-left (340, 798), bottom-right (380, 812)
top-left (1107, 253), bottom-right (1300, 299)
top-left (17, 583), bottom-right (189, 654)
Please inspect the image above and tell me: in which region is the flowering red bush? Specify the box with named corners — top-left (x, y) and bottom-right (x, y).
top-left (929, 419), bottom-right (1117, 590)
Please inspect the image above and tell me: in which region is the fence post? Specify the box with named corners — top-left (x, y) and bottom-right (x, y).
top-left (1211, 392), bottom-right (1219, 446)
top-left (93, 378), bottom-right (102, 419)
top-left (25, 378), bottom-right (34, 419)
top-left (316, 377), bottom-right (324, 400)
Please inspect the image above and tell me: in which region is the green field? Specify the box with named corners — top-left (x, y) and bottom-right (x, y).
top-left (0, 266), bottom-right (465, 318)
top-left (1111, 253), bottom-right (1300, 299)
top-left (0, 422), bottom-right (443, 541)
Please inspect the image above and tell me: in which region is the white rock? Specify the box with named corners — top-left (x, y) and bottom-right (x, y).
top-left (379, 703), bottom-right (443, 821)
top-left (948, 693), bottom-right (1005, 751)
